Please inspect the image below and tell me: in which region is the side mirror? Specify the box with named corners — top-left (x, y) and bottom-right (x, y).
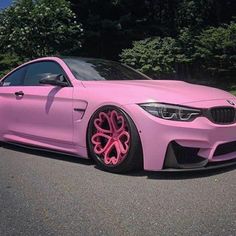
top-left (39, 74), bottom-right (68, 87)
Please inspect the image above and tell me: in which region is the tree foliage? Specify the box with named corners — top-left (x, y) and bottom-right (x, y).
top-left (0, 0), bottom-right (83, 60)
top-left (0, 53), bottom-right (22, 78)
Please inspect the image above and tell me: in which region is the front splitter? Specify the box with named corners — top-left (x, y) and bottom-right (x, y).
top-left (160, 158), bottom-right (236, 172)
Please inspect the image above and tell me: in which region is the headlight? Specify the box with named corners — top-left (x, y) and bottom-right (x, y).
top-left (139, 103), bottom-right (202, 121)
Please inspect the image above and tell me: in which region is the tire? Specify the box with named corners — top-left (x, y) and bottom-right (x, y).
top-left (87, 106), bottom-right (143, 173)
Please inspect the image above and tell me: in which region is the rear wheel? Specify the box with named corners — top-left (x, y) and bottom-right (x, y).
top-left (87, 106), bottom-right (143, 173)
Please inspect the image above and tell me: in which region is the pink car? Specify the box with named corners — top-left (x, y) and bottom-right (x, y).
top-left (0, 57), bottom-right (236, 173)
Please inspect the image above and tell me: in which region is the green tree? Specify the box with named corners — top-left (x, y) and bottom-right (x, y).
top-left (0, 0), bottom-right (83, 60)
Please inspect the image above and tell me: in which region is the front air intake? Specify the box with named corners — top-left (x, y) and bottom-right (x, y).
top-left (210, 107), bottom-right (235, 124)
top-left (213, 141), bottom-right (236, 157)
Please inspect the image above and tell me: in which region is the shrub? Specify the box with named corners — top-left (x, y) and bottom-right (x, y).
top-left (120, 22), bottom-right (236, 80)
top-left (120, 37), bottom-right (178, 77)
top-left (194, 22), bottom-right (236, 77)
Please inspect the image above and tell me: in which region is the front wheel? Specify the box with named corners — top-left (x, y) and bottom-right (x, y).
top-left (87, 106), bottom-right (143, 173)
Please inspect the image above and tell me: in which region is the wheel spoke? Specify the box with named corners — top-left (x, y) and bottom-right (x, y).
top-left (104, 141), bottom-right (121, 165)
top-left (94, 112), bottom-right (112, 134)
top-left (117, 131), bottom-right (130, 154)
top-left (110, 110), bottom-right (126, 133)
top-left (91, 133), bottom-right (112, 155)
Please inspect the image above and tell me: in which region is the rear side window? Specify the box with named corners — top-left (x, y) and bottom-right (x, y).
top-left (1, 67), bottom-right (26, 87)
top-left (24, 61), bottom-right (66, 86)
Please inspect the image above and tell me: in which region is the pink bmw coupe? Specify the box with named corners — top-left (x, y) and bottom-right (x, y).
top-left (0, 57), bottom-right (236, 172)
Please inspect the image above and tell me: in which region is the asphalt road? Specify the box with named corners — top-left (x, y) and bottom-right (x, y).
top-left (0, 143), bottom-right (235, 236)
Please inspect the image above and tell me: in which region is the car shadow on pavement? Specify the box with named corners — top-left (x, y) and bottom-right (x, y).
top-left (1, 143), bottom-right (93, 166)
top-left (1, 143), bottom-right (235, 179)
top-left (129, 165), bottom-right (236, 180)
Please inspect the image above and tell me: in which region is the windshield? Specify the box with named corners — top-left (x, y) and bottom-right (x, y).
top-left (63, 58), bottom-right (151, 81)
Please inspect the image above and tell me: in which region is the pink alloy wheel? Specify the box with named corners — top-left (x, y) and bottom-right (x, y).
top-left (91, 110), bottom-right (131, 166)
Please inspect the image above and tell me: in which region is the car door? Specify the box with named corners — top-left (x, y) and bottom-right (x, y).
top-left (0, 66), bottom-right (27, 140)
top-left (1, 60), bottom-right (74, 153)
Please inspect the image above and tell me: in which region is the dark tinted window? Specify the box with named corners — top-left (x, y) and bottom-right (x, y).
top-left (24, 61), bottom-right (66, 86)
top-left (63, 58), bottom-right (151, 81)
top-left (1, 67), bottom-right (26, 86)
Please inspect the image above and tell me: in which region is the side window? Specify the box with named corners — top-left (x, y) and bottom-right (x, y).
top-left (1, 67), bottom-right (26, 87)
top-left (24, 61), bottom-right (66, 86)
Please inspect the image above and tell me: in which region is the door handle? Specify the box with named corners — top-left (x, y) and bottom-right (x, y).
top-left (15, 91), bottom-right (24, 96)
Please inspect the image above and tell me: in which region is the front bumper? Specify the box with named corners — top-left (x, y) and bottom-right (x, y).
top-left (123, 103), bottom-right (236, 171)
top-left (163, 141), bottom-right (236, 170)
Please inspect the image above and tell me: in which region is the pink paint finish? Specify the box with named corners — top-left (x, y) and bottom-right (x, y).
top-left (1, 56), bottom-right (236, 171)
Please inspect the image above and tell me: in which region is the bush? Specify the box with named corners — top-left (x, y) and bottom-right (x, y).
top-left (194, 22), bottom-right (236, 77)
top-left (176, 27), bottom-right (197, 64)
top-left (120, 37), bottom-right (178, 77)
top-left (120, 22), bottom-right (236, 80)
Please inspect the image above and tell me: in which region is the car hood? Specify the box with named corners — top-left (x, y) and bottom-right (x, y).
top-left (81, 80), bottom-right (235, 106)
